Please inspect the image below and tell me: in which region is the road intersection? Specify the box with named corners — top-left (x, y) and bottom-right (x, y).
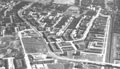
top-left (17, 2), bottom-right (120, 69)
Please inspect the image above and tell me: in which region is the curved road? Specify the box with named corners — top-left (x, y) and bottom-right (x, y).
top-left (17, 2), bottom-right (120, 69)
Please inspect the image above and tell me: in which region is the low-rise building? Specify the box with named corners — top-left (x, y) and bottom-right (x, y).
top-left (53, 0), bottom-right (75, 5)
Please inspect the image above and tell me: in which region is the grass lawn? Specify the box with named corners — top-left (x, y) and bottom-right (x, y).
top-left (22, 37), bottom-right (48, 53)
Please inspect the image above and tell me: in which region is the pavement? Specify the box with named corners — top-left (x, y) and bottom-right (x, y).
top-left (17, 3), bottom-right (34, 69)
top-left (18, 31), bottom-right (32, 69)
top-left (16, 1), bottom-right (120, 69)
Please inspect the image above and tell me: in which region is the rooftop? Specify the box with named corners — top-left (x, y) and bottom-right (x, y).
top-left (53, 0), bottom-right (75, 5)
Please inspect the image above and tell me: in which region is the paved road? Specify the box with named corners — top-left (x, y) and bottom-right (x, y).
top-left (17, 2), bottom-right (120, 69)
top-left (18, 31), bottom-right (32, 69)
top-left (49, 7), bottom-right (102, 44)
top-left (17, 3), bottom-right (34, 69)
top-left (104, 0), bottom-right (117, 69)
top-left (47, 50), bottom-right (120, 68)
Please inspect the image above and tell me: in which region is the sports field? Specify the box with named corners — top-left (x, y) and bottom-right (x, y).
top-left (22, 37), bottom-right (48, 53)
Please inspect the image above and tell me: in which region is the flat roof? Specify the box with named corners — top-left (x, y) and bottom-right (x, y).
top-left (53, 0), bottom-right (75, 4)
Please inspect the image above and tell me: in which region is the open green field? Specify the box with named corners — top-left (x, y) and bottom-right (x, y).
top-left (22, 37), bottom-right (48, 53)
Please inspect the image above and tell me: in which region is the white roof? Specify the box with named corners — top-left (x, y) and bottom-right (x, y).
top-left (53, 0), bottom-right (75, 4)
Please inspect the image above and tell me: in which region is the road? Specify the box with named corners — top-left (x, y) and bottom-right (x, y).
top-left (18, 30), bottom-right (32, 69)
top-left (46, 13), bottom-right (120, 68)
top-left (47, 50), bottom-right (120, 68)
top-left (100, 13), bottom-right (112, 69)
top-left (19, 4), bottom-right (102, 47)
top-left (18, 3), bottom-right (51, 69)
top-left (50, 7), bottom-right (102, 44)
top-left (77, 7), bottom-right (101, 41)
top-left (17, 3), bottom-right (34, 69)
top-left (17, 2), bottom-right (120, 69)
top-left (18, 3), bottom-right (43, 37)
top-left (104, 15), bottom-right (114, 69)
top-left (104, 0), bottom-right (117, 69)
top-left (99, 13), bottom-right (111, 62)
